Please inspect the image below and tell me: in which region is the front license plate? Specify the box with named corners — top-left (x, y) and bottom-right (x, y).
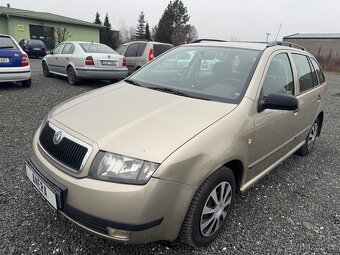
top-left (33, 48), bottom-right (41, 50)
top-left (102, 60), bottom-right (117, 66)
top-left (0, 58), bottom-right (9, 63)
top-left (26, 164), bottom-right (58, 210)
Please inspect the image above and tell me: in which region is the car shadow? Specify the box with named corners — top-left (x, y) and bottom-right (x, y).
top-left (0, 82), bottom-right (28, 90)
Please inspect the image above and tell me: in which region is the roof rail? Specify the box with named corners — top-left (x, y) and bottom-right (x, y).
top-left (266, 41), bottom-right (305, 51)
top-left (191, 39), bottom-right (227, 43)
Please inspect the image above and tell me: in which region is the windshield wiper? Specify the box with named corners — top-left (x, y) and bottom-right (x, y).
top-left (148, 86), bottom-right (210, 101)
top-left (0, 46), bottom-right (14, 49)
top-left (125, 79), bottom-right (143, 87)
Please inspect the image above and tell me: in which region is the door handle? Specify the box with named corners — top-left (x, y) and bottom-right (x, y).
top-left (66, 57), bottom-right (69, 60)
top-left (55, 57), bottom-right (58, 60)
top-left (317, 95), bottom-right (321, 102)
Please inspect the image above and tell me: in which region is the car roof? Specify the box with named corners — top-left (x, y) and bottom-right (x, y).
top-left (121, 41), bottom-right (173, 46)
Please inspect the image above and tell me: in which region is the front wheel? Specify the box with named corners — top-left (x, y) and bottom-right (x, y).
top-left (180, 166), bottom-right (236, 247)
top-left (296, 117), bottom-right (320, 156)
top-left (42, 61), bottom-right (52, 77)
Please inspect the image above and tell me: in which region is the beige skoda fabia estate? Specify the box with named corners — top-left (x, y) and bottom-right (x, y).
top-left (26, 40), bottom-right (328, 247)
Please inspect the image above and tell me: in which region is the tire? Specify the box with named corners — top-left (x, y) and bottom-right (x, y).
top-left (180, 166), bottom-right (236, 247)
top-left (67, 66), bottom-right (80, 85)
top-left (21, 78), bottom-right (31, 87)
top-left (296, 117), bottom-right (320, 156)
top-left (42, 62), bottom-right (52, 77)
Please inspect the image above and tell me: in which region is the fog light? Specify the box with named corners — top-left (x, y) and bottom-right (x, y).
top-left (107, 227), bottom-right (130, 240)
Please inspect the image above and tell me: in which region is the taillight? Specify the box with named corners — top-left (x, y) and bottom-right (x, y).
top-left (21, 53), bottom-right (29, 67)
top-left (85, 56), bottom-right (94, 65)
top-left (122, 57), bottom-right (127, 67)
top-left (148, 48), bottom-right (154, 62)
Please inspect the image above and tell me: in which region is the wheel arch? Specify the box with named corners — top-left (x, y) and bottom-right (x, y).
top-left (224, 159), bottom-right (244, 194)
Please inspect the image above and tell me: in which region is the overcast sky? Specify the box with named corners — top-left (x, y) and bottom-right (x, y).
top-left (3, 0), bottom-right (340, 41)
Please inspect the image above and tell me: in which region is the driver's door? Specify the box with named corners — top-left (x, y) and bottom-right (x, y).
top-left (247, 52), bottom-right (300, 181)
top-left (47, 43), bottom-right (65, 73)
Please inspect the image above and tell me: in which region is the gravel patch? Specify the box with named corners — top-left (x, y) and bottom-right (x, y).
top-left (1, 59), bottom-right (339, 254)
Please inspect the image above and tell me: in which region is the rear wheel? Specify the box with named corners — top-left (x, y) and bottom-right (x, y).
top-left (296, 117), bottom-right (320, 156)
top-left (67, 66), bottom-right (80, 85)
top-left (42, 61), bottom-right (52, 77)
top-left (21, 78), bottom-right (31, 87)
top-left (180, 166), bottom-right (236, 247)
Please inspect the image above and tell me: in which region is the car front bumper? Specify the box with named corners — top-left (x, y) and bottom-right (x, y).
top-left (27, 135), bottom-right (196, 243)
top-left (75, 67), bottom-right (128, 80)
top-left (0, 66), bottom-right (31, 83)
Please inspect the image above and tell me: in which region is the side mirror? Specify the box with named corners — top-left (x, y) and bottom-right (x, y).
top-left (46, 51), bottom-right (51, 55)
top-left (49, 51), bottom-right (53, 55)
top-left (258, 93), bottom-right (299, 112)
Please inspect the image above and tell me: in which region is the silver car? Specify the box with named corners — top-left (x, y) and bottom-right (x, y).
top-left (42, 41), bottom-right (128, 85)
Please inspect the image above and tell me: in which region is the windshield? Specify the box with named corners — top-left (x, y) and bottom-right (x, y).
top-left (79, 43), bottom-right (117, 54)
top-left (129, 46), bottom-right (261, 103)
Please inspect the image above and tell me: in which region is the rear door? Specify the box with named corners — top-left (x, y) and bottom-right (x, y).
top-left (290, 53), bottom-right (324, 143)
top-left (0, 36), bottom-right (22, 68)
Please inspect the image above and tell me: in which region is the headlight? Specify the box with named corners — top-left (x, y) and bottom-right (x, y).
top-left (89, 151), bottom-right (159, 184)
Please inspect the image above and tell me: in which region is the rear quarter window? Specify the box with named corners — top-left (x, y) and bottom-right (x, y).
top-left (153, 44), bottom-right (173, 57)
top-left (0, 36), bottom-right (18, 50)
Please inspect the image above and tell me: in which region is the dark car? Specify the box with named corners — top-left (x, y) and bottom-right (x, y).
top-left (18, 39), bottom-right (47, 57)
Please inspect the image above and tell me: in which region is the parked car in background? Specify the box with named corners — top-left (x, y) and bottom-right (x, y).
top-left (26, 40), bottom-right (327, 247)
top-left (0, 34), bottom-right (31, 87)
top-left (18, 39), bottom-right (47, 58)
top-left (42, 41), bottom-right (128, 85)
top-left (116, 41), bottom-right (173, 74)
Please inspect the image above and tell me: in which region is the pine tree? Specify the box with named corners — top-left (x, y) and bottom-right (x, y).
top-left (145, 23), bottom-right (151, 41)
top-left (101, 13), bottom-right (117, 49)
top-left (135, 11), bottom-right (146, 40)
top-left (153, 0), bottom-right (190, 45)
top-left (94, 12), bottom-right (102, 25)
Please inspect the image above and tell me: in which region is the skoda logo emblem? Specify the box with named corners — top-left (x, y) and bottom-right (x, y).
top-left (108, 55), bottom-right (111, 58)
top-left (53, 131), bottom-right (63, 145)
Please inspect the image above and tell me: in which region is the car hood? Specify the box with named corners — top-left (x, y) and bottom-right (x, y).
top-left (51, 82), bottom-right (237, 163)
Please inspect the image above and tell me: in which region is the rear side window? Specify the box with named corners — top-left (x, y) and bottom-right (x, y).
top-left (153, 44), bottom-right (173, 57)
top-left (261, 53), bottom-right (294, 98)
top-left (0, 36), bottom-right (18, 50)
top-left (137, 43), bottom-right (147, 57)
top-left (310, 58), bottom-right (325, 84)
top-left (125, 43), bottom-right (139, 57)
top-left (292, 54), bottom-right (314, 93)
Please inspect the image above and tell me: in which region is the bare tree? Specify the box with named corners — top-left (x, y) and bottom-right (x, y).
top-left (55, 27), bottom-right (71, 43)
top-left (119, 21), bottom-right (136, 44)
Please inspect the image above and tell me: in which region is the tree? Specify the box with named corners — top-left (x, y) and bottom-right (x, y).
top-left (153, 0), bottom-right (193, 46)
top-left (119, 21), bottom-right (135, 44)
top-left (55, 27), bottom-right (71, 43)
top-left (135, 11), bottom-right (146, 40)
top-left (145, 22), bottom-right (151, 41)
top-left (101, 13), bottom-right (117, 49)
top-left (94, 12), bottom-right (102, 25)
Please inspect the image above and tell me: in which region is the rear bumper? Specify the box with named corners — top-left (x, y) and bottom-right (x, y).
top-left (26, 50), bottom-right (46, 57)
top-left (75, 67), bottom-right (128, 80)
top-left (0, 66), bottom-right (31, 82)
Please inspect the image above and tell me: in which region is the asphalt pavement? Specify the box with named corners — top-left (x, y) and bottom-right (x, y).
top-left (1, 59), bottom-right (339, 254)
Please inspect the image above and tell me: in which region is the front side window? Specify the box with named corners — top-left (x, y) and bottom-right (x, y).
top-left (61, 43), bottom-right (73, 54)
top-left (292, 54), bottom-right (314, 93)
top-left (52, 43), bottom-right (65, 54)
top-left (261, 53), bottom-right (294, 98)
top-left (128, 46), bottom-right (261, 103)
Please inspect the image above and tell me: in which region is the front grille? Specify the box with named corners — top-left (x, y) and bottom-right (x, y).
top-left (39, 123), bottom-right (88, 171)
